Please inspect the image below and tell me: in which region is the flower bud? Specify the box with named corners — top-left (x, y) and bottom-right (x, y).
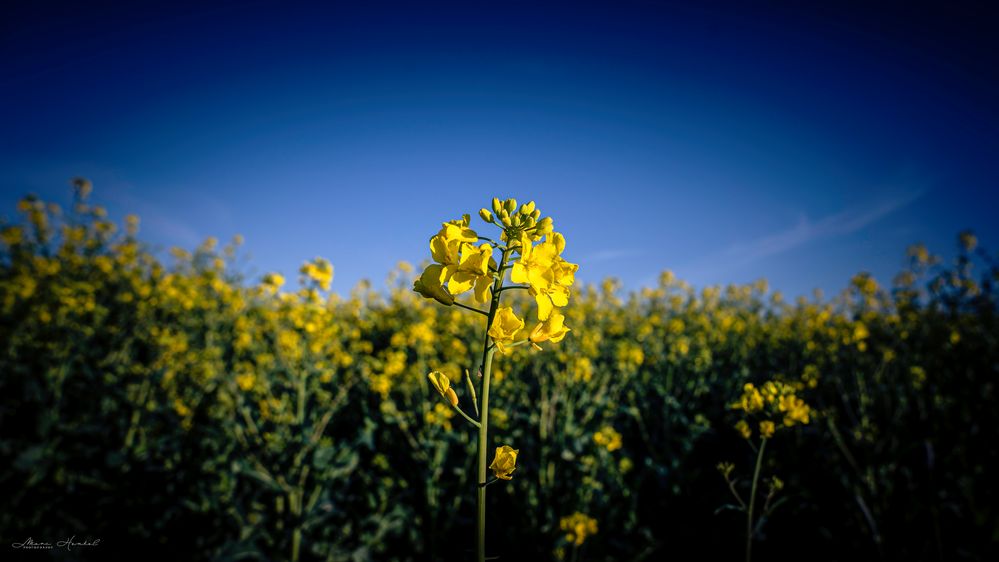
top-left (492, 197), bottom-right (503, 215)
top-left (479, 208), bottom-right (494, 223)
top-left (522, 201), bottom-right (535, 215)
top-left (511, 214), bottom-right (522, 227)
top-left (428, 371), bottom-right (451, 397)
top-left (536, 217), bottom-right (554, 235)
top-left (531, 209), bottom-right (541, 220)
top-left (505, 198), bottom-right (517, 213)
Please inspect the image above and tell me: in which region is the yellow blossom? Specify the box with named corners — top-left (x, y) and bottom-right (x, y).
top-left (759, 420), bottom-right (775, 439)
top-left (300, 257), bottom-right (334, 290)
top-left (413, 265), bottom-right (455, 306)
top-left (733, 383), bottom-right (764, 413)
top-left (427, 371), bottom-right (459, 406)
top-left (735, 419), bottom-right (752, 440)
top-left (559, 512), bottom-right (598, 546)
top-left (488, 306), bottom-right (524, 353)
top-left (489, 445), bottom-right (519, 480)
top-left (528, 312), bottom-right (570, 350)
top-left (236, 373), bottom-right (255, 391)
top-left (593, 425), bottom-right (623, 452)
top-left (778, 394), bottom-right (811, 427)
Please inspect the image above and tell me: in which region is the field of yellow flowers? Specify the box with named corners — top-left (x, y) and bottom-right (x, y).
top-left (2, 184), bottom-right (998, 561)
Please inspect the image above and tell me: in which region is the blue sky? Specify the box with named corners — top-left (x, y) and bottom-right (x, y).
top-left (2, 1), bottom-right (997, 297)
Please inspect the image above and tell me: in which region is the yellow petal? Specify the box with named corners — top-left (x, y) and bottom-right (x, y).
top-left (536, 294), bottom-right (553, 321)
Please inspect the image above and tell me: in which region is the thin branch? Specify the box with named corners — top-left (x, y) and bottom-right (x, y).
top-left (452, 403), bottom-right (482, 429)
top-left (454, 302), bottom-right (489, 316)
top-left (498, 285), bottom-right (530, 293)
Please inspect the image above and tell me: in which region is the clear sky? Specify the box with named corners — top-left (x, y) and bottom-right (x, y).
top-left (2, 1), bottom-right (997, 297)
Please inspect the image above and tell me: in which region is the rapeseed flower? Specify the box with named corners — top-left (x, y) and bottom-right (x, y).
top-left (489, 445), bottom-right (519, 480)
top-left (559, 512), bottom-right (598, 546)
top-left (528, 312), bottom-right (570, 350)
top-left (428, 371), bottom-right (459, 407)
top-left (488, 307), bottom-right (524, 353)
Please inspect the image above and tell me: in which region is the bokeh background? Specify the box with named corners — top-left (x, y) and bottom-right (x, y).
top-left (2, 1), bottom-right (998, 561)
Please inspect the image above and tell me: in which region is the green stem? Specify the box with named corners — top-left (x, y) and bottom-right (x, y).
top-left (477, 248), bottom-right (509, 562)
top-left (477, 345), bottom-right (496, 562)
top-left (746, 438), bottom-right (767, 562)
top-left (455, 301), bottom-right (489, 316)
top-left (497, 285), bottom-right (530, 293)
top-left (451, 403), bottom-right (481, 428)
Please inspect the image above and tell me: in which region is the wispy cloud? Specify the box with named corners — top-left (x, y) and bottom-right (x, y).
top-left (586, 248), bottom-right (644, 262)
top-left (682, 189), bottom-right (925, 278)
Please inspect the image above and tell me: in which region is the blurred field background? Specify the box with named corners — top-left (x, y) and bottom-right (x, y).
top-left (2, 185), bottom-right (997, 561)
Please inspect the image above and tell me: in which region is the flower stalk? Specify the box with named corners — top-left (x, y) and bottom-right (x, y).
top-left (476, 245), bottom-right (508, 561)
top-left (413, 199), bottom-right (577, 562)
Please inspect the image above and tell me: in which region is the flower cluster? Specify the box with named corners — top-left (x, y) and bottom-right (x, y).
top-left (414, 198), bottom-right (577, 354)
top-left (731, 381), bottom-right (812, 440)
top-left (559, 512), bottom-right (598, 547)
top-left (299, 257), bottom-right (334, 291)
top-left (413, 214), bottom-right (495, 305)
top-left (593, 425), bottom-right (623, 452)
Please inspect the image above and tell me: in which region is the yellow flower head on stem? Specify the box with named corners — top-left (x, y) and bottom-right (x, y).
top-left (489, 445), bottom-right (519, 480)
top-left (488, 306), bottom-right (524, 353)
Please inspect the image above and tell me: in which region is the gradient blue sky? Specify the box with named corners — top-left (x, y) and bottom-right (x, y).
top-left (2, 1), bottom-right (997, 297)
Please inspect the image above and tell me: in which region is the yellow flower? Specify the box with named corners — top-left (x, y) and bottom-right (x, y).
top-left (300, 257), bottom-right (334, 290)
top-left (593, 425), bottom-right (622, 452)
top-left (778, 394), bottom-right (811, 427)
top-left (511, 232), bottom-right (578, 320)
top-left (528, 312), bottom-right (570, 350)
top-left (448, 242), bottom-right (495, 303)
top-left (262, 272), bottom-right (285, 292)
top-left (511, 232), bottom-right (558, 291)
top-left (488, 306), bottom-right (524, 353)
top-left (413, 265), bottom-right (454, 306)
top-left (759, 420), bottom-right (775, 439)
top-left (236, 373), bottom-right (255, 391)
top-left (559, 512), bottom-right (598, 546)
top-left (415, 217), bottom-right (479, 305)
top-left (489, 445), bottom-right (519, 480)
top-left (733, 383), bottom-right (765, 413)
top-left (735, 419), bottom-right (752, 440)
top-left (427, 371), bottom-right (459, 407)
